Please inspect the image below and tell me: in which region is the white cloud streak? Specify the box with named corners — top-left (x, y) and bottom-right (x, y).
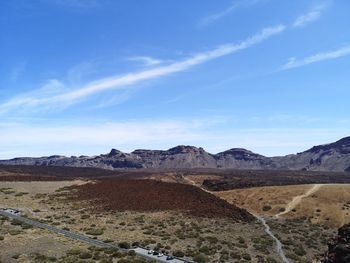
top-left (198, 0), bottom-right (263, 27)
top-left (292, 4), bottom-right (327, 27)
top-left (282, 45), bottom-right (350, 70)
top-left (127, 56), bottom-right (163, 67)
top-left (0, 24), bottom-right (285, 113)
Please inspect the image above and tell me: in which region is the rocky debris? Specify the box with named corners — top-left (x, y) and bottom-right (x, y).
top-left (323, 223), bottom-right (350, 263)
top-left (1, 136), bottom-right (350, 172)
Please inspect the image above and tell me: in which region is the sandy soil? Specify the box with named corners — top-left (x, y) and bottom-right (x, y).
top-left (0, 180), bottom-right (88, 216)
top-left (215, 184), bottom-right (350, 227)
top-left (275, 184), bottom-right (322, 217)
top-left (0, 180), bottom-right (86, 194)
top-left (0, 179), bottom-right (90, 262)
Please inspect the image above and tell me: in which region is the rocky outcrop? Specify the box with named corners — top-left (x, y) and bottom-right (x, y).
top-left (273, 137), bottom-right (350, 172)
top-left (215, 148), bottom-right (276, 169)
top-left (323, 223), bottom-right (350, 263)
top-left (1, 136), bottom-right (350, 172)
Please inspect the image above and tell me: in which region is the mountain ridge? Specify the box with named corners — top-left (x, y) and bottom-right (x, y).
top-left (1, 136), bottom-right (350, 172)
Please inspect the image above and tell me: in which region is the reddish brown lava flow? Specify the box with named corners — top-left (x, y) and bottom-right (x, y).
top-left (0, 175), bottom-right (72, 181)
top-left (70, 179), bottom-right (254, 221)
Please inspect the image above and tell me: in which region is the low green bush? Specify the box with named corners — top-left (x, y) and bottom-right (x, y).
top-left (85, 228), bottom-right (104, 236)
top-left (173, 250), bottom-right (185, 257)
top-left (193, 254), bottom-right (208, 263)
top-left (262, 205), bottom-right (272, 211)
top-left (118, 241), bottom-right (131, 249)
top-left (79, 252), bottom-right (92, 259)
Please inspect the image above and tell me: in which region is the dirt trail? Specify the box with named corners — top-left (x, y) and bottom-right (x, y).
top-left (182, 176), bottom-right (213, 193)
top-left (183, 176), bottom-right (291, 262)
top-left (252, 214), bottom-right (290, 263)
top-left (276, 184), bottom-right (322, 218)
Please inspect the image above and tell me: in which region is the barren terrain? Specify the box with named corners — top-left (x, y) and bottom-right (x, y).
top-left (215, 184), bottom-right (350, 227)
top-left (0, 178), bottom-right (281, 262)
top-left (1, 166), bottom-right (348, 262)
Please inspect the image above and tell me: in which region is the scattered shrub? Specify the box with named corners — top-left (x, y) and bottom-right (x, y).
top-left (262, 205), bottom-right (272, 211)
top-left (11, 219), bottom-right (23, 226)
top-left (193, 254), bottom-right (207, 263)
top-left (118, 242), bottom-right (131, 249)
top-left (132, 241), bottom-right (140, 247)
top-left (86, 228), bottom-right (104, 236)
top-left (9, 229), bottom-right (22, 235)
top-left (79, 252), bottom-right (92, 259)
top-left (173, 250), bottom-right (185, 257)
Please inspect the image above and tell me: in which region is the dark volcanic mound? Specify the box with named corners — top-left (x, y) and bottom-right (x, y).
top-left (70, 179), bottom-right (254, 221)
top-left (323, 223), bottom-right (350, 263)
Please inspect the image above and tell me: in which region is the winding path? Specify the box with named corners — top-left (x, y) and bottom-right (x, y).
top-left (185, 177), bottom-right (324, 263)
top-left (275, 184), bottom-right (322, 218)
top-left (253, 214), bottom-right (290, 263)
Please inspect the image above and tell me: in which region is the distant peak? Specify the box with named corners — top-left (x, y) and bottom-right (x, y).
top-left (224, 148), bottom-right (253, 153)
top-left (48, 155), bottom-right (66, 159)
top-left (215, 148), bottom-right (266, 161)
top-left (304, 136), bottom-right (350, 154)
top-left (108, 148), bottom-right (123, 157)
top-left (167, 145), bottom-right (204, 154)
top-left (336, 136), bottom-right (350, 145)
top-left (218, 148), bottom-right (260, 155)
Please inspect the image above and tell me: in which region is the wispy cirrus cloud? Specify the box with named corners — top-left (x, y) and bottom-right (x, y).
top-left (198, 0), bottom-right (264, 27)
top-left (282, 44), bottom-right (350, 70)
top-left (126, 56), bottom-right (163, 67)
top-left (292, 4), bottom-right (328, 28)
top-left (0, 24), bottom-right (285, 113)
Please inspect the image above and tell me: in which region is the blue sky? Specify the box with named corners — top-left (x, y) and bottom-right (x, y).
top-left (1, 0), bottom-right (350, 158)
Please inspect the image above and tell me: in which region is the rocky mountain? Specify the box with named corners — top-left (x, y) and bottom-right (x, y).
top-left (1, 136), bottom-right (350, 172)
top-left (215, 148), bottom-right (276, 169)
top-left (272, 136), bottom-right (350, 172)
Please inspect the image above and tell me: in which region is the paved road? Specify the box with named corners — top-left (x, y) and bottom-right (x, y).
top-left (133, 247), bottom-right (189, 263)
top-left (0, 210), bottom-right (192, 263)
top-left (0, 210), bottom-right (118, 248)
